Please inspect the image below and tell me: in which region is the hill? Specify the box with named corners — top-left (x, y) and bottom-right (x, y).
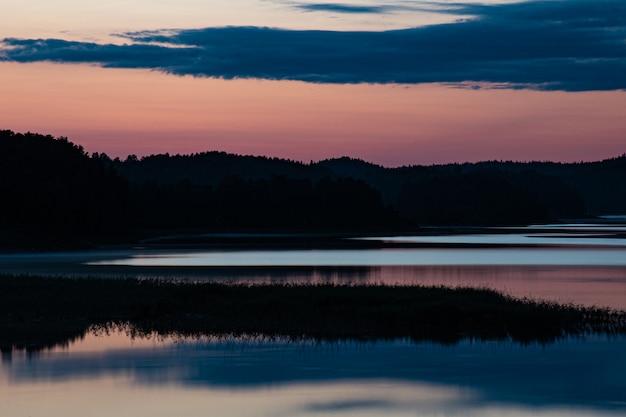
top-left (2, 129), bottom-right (624, 248)
top-left (0, 130), bottom-right (130, 248)
top-left (113, 152), bottom-right (625, 225)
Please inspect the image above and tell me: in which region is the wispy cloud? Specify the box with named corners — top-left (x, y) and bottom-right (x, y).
top-left (1, 0), bottom-right (625, 91)
top-left (293, 3), bottom-right (405, 14)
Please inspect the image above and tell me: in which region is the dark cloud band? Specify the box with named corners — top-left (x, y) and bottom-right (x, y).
top-left (1, 0), bottom-right (625, 91)
top-left (294, 3), bottom-right (402, 14)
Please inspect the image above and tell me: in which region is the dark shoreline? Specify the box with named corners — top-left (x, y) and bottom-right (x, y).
top-left (1, 275), bottom-right (625, 353)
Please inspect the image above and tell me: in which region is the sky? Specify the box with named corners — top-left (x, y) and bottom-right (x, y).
top-left (1, 0), bottom-right (625, 166)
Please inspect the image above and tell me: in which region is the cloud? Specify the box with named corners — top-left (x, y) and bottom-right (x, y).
top-left (294, 3), bottom-right (403, 14)
top-left (2, 0), bottom-right (625, 91)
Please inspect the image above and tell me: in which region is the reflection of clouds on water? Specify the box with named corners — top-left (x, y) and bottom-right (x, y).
top-left (2, 333), bottom-right (626, 416)
top-left (293, 381), bottom-right (475, 415)
top-left (88, 247), bottom-right (626, 267)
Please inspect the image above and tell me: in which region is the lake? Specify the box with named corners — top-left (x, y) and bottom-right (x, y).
top-left (2, 330), bottom-right (625, 416)
top-left (1, 221), bottom-right (625, 309)
top-left (1, 219), bottom-right (625, 415)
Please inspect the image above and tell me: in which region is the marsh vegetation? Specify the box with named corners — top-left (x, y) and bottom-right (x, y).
top-left (2, 275), bottom-right (625, 352)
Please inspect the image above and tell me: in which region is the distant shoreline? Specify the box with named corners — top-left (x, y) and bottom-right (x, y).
top-left (5, 130), bottom-right (625, 252)
top-left (2, 220), bottom-right (614, 253)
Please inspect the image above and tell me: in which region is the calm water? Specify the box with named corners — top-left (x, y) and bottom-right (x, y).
top-left (2, 221), bottom-right (625, 309)
top-left (1, 220), bottom-right (626, 415)
top-left (1, 330), bottom-right (625, 417)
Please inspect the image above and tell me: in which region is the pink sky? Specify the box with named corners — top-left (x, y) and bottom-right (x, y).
top-left (2, 62), bottom-right (625, 167)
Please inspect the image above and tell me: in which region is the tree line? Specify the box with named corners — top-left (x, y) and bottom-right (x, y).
top-left (2, 130), bottom-right (623, 248)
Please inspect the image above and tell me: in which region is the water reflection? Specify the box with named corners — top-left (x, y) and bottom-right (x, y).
top-left (1, 330), bottom-right (625, 417)
top-left (359, 233), bottom-right (626, 246)
top-left (2, 222), bottom-right (625, 416)
top-left (88, 247), bottom-right (626, 267)
top-left (1, 260), bottom-right (625, 309)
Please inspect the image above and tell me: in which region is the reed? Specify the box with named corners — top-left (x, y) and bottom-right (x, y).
top-left (1, 274), bottom-right (624, 351)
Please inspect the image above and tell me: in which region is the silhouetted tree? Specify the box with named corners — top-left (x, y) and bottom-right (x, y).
top-left (0, 130), bottom-right (130, 247)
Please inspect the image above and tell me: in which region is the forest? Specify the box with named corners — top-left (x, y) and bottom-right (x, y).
top-left (1, 129), bottom-right (624, 248)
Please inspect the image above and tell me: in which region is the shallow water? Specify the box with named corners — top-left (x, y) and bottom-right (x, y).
top-left (1, 330), bottom-right (625, 417)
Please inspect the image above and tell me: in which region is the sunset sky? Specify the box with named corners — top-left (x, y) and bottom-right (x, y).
top-left (1, 0), bottom-right (625, 166)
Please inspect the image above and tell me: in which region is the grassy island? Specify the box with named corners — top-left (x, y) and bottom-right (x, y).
top-left (1, 275), bottom-right (625, 352)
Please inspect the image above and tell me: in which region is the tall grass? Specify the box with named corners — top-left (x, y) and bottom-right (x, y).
top-left (1, 275), bottom-right (624, 352)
